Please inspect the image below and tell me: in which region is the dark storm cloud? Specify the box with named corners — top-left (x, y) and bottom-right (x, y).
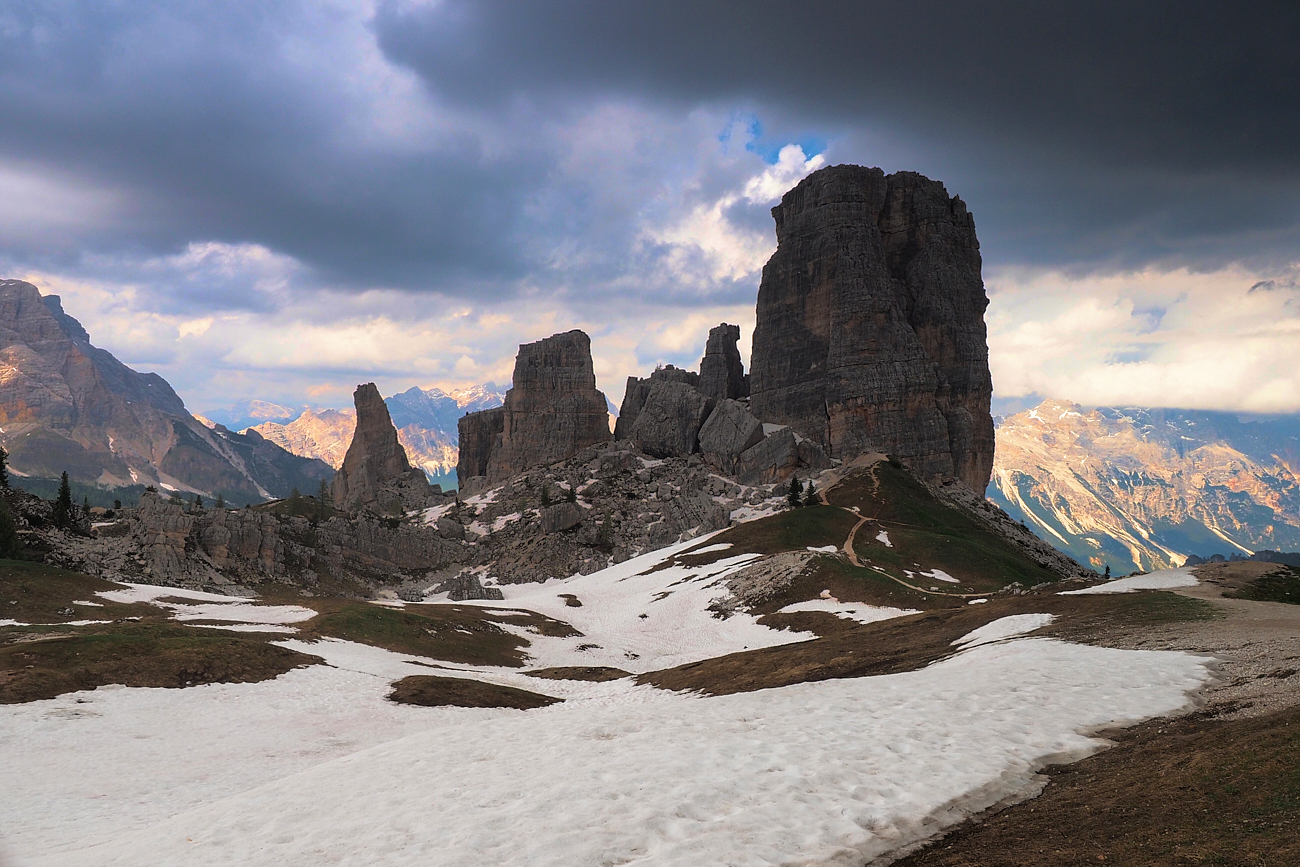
top-left (376, 0), bottom-right (1300, 271)
top-left (0, 1), bottom-right (542, 303)
top-left (1, 0), bottom-right (1296, 314)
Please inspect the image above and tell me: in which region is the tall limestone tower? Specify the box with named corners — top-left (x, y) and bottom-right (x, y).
top-left (748, 165), bottom-right (995, 492)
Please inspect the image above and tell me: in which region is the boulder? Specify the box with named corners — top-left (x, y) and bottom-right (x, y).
top-left (735, 427), bottom-right (801, 486)
top-left (614, 365), bottom-right (699, 440)
top-left (540, 501), bottom-right (586, 534)
top-left (747, 165), bottom-right (995, 491)
top-left (698, 399), bottom-right (765, 470)
top-left (628, 380), bottom-right (714, 459)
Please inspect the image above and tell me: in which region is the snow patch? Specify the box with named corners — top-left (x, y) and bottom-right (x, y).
top-left (777, 597), bottom-right (918, 625)
top-left (1060, 568), bottom-right (1198, 595)
top-left (875, 530), bottom-right (893, 547)
top-left (955, 614), bottom-right (1056, 649)
top-left (806, 545), bottom-right (839, 553)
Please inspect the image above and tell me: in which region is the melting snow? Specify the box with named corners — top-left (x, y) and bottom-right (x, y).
top-left (97, 584), bottom-right (316, 626)
top-left (806, 545), bottom-right (839, 553)
top-left (955, 614), bottom-right (1056, 649)
top-left (921, 568), bottom-right (960, 584)
top-left (777, 597), bottom-right (918, 625)
top-left (1060, 568), bottom-right (1198, 595)
top-left (0, 637), bottom-right (1211, 867)
top-left (875, 529), bottom-right (893, 547)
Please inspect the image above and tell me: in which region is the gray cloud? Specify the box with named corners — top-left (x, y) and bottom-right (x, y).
top-left (376, 0), bottom-right (1300, 271)
top-left (0, 0), bottom-right (1296, 319)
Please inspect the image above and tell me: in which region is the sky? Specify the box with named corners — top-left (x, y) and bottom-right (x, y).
top-left (1, 1), bottom-right (1298, 420)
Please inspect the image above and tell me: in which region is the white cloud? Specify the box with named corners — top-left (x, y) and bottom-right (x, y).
top-left (988, 264), bottom-right (1300, 413)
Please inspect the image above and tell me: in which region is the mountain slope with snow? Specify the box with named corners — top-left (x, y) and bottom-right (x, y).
top-left (990, 399), bottom-right (1300, 574)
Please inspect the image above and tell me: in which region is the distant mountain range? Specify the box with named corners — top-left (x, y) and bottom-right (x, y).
top-left (0, 279), bottom-right (333, 504)
top-left (244, 384), bottom-right (507, 490)
top-left (990, 399), bottom-right (1300, 574)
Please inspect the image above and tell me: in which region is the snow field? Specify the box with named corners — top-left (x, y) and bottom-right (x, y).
top-left (5, 638), bottom-right (1212, 867)
top-left (1060, 568), bottom-right (1198, 595)
top-left (456, 534), bottom-right (819, 672)
top-left (97, 583), bottom-right (318, 627)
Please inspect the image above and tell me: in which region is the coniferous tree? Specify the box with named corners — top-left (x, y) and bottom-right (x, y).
top-left (194, 494), bottom-right (204, 511)
top-left (786, 476), bottom-right (804, 509)
top-left (53, 471), bottom-right (73, 529)
top-left (0, 501), bottom-right (20, 558)
top-left (0, 445), bottom-right (9, 490)
top-left (803, 481), bottom-right (818, 507)
top-left (215, 493), bottom-right (225, 510)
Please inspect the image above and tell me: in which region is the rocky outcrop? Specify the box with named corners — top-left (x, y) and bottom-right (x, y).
top-left (0, 279), bottom-right (332, 501)
top-left (332, 383), bottom-right (438, 513)
top-left (614, 365), bottom-right (699, 440)
top-left (747, 166), bottom-right (995, 492)
top-left (628, 381), bottom-right (714, 459)
top-left (457, 331), bottom-right (611, 490)
top-left (251, 385), bottom-right (506, 489)
top-left (47, 491), bottom-right (467, 591)
top-left (696, 399), bottom-right (764, 472)
top-left (698, 323), bottom-right (748, 404)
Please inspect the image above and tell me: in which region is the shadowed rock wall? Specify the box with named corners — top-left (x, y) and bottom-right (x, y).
top-left (748, 165), bottom-right (995, 491)
top-left (458, 331), bottom-right (611, 488)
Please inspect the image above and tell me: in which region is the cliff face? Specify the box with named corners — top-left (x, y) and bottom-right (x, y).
top-left (747, 166), bottom-right (994, 492)
top-left (0, 279), bottom-right (331, 500)
top-left (457, 331), bottom-right (611, 489)
top-left (990, 399), bottom-right (1300, 574)
top-left (331, 383), bottom-right (437, 512)
top-left (698, 323), bottom-right (748, 404)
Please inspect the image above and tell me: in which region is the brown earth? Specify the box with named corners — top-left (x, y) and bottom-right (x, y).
top-left (0, 622), bottom-right (322, 703)
top-left (388, 674), bottom-right (562, 709)
top-left (887, 565), bottom-right (1300, 866)
top-left (526, 666), bottom-right (630, 682)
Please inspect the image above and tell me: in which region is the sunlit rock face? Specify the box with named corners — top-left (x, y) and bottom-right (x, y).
top-left (991, 399), bottom-right (1300, 574)
top-left (748, 165), bottom-right (995, 492)
top-left (0, 278), bottom-right (331, 500)
top-left (457, 330), bottom-right (612, 490)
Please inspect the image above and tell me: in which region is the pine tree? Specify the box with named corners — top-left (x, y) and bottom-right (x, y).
top-left (786, 476), bottom-right (804, 509)
top-left (215, 493), bottom-right (225, 510)
top-left (803, 481), bottom-right (818, 507)
top-left (194, 494), bottom-right (204, 511)
top-left (316, 478), bottom-right (331, 505)
top-left (0, 445), bottom-right (9, 490)
top-left (0, 501), bottom-right (20, 558)
top-left (1104, 565), bottom-right (1111, 580)
top-left (53, 471), bottom-right (73, 529)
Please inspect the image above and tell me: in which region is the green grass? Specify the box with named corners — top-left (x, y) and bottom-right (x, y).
top-left (827, 462), bottom-right (1061, 592)
top-left (1226, 566), bottom-right (1300, 605)
top-left (0, 622), bottom-right (321, 703)
top-left (0, 559), bottom-right (159, 624)
top-left (707, 504), bottom-right (859, 556)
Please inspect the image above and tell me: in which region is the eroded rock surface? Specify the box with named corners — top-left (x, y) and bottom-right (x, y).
top-left (628, 381), bottom-right (714, 459)
top-left (748, 165), bottom-right (995, 492)
top-left (457, 331), bottom-right (612, 491)
top-left (698, 323), bottom-right (748, 404)
top-left (332, 383), bottom-right (437, 513)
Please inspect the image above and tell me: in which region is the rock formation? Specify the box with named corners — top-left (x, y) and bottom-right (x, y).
top-left (457, 331), bottom-right (612, 490)
top-left (331, 383), bottom-right (438, 512)
top-left (698, 323), bottom-right (748, 404)
top-left (747, 165), bottom-right (995, 492)
top-left (251, 385), bottom-right (505, 488)
top-left (628, 381), bottom-right (714, 459)
top-left (614, 365), bottom-right (698, 440)
top-left (0, 279), bottom-right (332, 500)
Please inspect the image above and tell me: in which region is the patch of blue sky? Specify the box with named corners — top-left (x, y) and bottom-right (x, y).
top-left (719, 115), bottom-right (826, 164)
